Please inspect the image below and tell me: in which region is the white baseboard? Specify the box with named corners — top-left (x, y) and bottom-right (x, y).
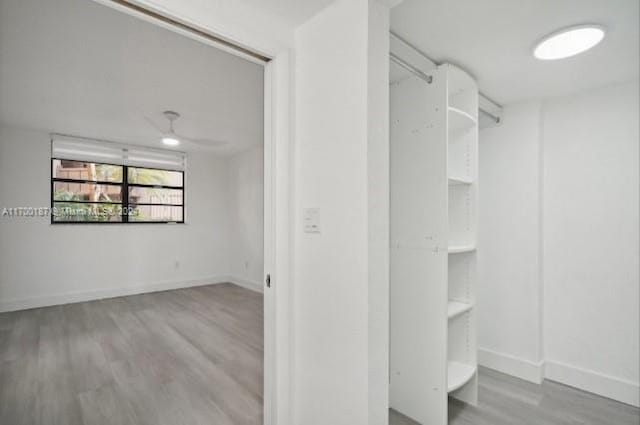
top-left (479, 348), bottom-right (639, 407)
top-left (0, 275), bottom-right (231, 313)
top-left (228, 275), bottom-right (264, 293)
top-left (479, 347), bottom-right (545, 384)
top-left (545, 360), bottom-right (640, 407)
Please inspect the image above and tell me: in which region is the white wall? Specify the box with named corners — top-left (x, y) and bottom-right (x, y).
top-left (0, 123), bottom-right (266, 311)
top-left (293, 0), bottom-right (389, 423)
top-left (366, 1), bottom-right (390, 423)
top-left (228, 145), bottom-right (264, 286)
top-left (478, 101), bottom-right (545, 383)
top-left (479, 80), bottom-right (639, 406)
top-left (542, 81), bottom-right (639, 406)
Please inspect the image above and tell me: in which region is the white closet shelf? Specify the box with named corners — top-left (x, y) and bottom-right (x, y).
top-left (448, 107), bottom-right (477, 133)
top-left (447, 301), bottom-right (473, 319)
top-left (448, 176), bottom-right (473, 186)
top-left (448, 245), bottom-right (476, 254)
top-left (447, 362), bottom-right (476, 393)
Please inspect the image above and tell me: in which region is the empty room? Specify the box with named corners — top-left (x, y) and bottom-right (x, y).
top-left (0, 0), bottom-right (638, 425)
top-left (1, 0), bottom-right (265, 423)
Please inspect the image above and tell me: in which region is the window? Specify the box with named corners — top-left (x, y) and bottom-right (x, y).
top-left (51, 137), bottom-right (185, 224)
top-left (127, 166), bottom-right (184, 222)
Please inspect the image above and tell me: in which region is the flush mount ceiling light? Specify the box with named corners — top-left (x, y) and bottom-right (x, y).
top-left (533, 25), bottom-right (605, 60)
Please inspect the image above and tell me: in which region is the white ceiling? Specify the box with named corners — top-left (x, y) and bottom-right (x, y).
top-left (0, 0), bottom-right (264, 154)
top-left (391, 0), bottom-right (639, 104)
top-left (237, 0), bottom-right (336, 27)
top-left (3, 0), bottom-right (635, 148)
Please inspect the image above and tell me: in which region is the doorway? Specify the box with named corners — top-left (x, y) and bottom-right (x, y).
top-left (0, 0), bottom-right (283, 423)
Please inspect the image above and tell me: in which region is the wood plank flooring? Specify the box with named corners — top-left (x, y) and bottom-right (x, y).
top-left (0, 283), bottom-right (263, 425)
top-left (2, 283), bottom-right (638, 425)
top-left (391, 367), bottom-right (640, 425)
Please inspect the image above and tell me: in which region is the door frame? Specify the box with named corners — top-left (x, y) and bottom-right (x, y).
top-left (94, 1), bottom-right (292, 424)
top-left (263, 52), bottom-right (293, 425)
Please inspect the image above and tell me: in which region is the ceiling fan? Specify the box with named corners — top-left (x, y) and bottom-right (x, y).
top-left (146, 111), bottom-right (226, 148)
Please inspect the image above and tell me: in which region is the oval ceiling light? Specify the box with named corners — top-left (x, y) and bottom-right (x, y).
top-left (534, 25), bottom-right (605, 60)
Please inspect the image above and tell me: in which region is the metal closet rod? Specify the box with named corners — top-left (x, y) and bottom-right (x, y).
top-left (389, 32), bottom-right (502, 124)
top-left (390, 53), bottom-right (433, 84)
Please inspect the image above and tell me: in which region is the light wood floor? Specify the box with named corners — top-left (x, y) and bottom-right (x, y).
top-left (391, 367), bottom-right (640, 425)
top-left (0, 283), bottom-right (263, 425)
top-left (2, 284), bottom-right (638, 425)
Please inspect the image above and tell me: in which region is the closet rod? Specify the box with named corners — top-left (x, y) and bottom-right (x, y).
top-left (478, 105), bottom-right (501, 124)
top-left (390, 53), bottom-right (433, 84)
top-left (389, 31), bottom-right (502, 124)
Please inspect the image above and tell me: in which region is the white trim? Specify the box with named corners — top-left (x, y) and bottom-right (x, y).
top-left (545, 360), bottom-right (640, 407)
top-left (0, 275), bottom-right (232, 313)
top-left (229, 276), bottom-right (264, 293)
top-left (479, 349), bottom-right (640, 407)
top-left (478, 347), bottom-right (545, 384)
top-left (263, 51), bottom-right (293, 425)
top-left (263, 57), bottom-right (276, 425)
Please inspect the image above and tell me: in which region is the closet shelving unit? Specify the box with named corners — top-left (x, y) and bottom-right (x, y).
top-left (390, 63), bottom-right (478, 425)
top-left (446, 64), bottom-right (478, 403)
top-left (447, 300), bottom-right (473, 319)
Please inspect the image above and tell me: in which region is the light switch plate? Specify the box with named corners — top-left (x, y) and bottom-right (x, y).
top-left (303, 207), bottom-right (320, 233)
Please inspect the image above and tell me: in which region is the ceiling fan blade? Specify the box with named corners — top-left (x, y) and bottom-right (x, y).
top-left (175, 132), bottom-right (227, 147)
top-left (144, 116), bottom-right (166, 134)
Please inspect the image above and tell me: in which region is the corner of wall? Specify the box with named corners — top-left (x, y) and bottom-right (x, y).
top-left (479, 348), bottom-right (545, 384)
top-left (228, 275), bottom-right (264, 293)
top-left (536, 99), bottom-right (546, 366)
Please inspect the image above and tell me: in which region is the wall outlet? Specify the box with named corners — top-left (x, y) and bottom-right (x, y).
top-left (174, 260), bottom-right (180, 269)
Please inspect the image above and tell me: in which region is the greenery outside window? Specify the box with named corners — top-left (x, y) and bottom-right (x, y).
top-left (51, 159), bottom-right (184, 223)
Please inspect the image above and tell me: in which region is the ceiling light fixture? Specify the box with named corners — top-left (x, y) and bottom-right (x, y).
top-left (533, 25), bottom-right (605, 60)
top-left (162, 135), bottom-right (180, 146)
top-left (147, 110), bottom-right (227, 148)
top-left (162, 111), bottom-right (181, 146)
